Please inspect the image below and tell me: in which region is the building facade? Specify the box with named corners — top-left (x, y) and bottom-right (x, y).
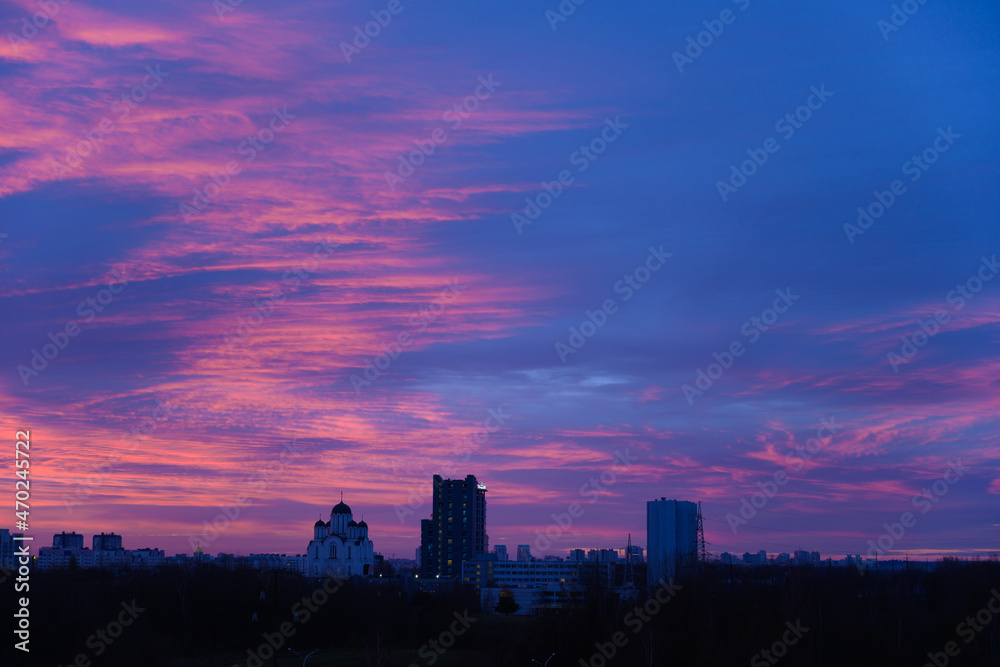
top-left (307, 498), bottom-right (374, 577)
top-left (129, 548), bottom-right (165, 568)
top-left (420, 474), bottom-right (488, 578)
top-left (646, 498), bottom-right (698, 584)
top-left (463, 557), bottom-right (580, 588)
top-left (462, 556), bottom-right (615, 615)
top-left (0, 529), bottom-right (16, 569)
top-left (588, 548), bottom-right (618, 562)
top-left (53, 532), bottom-right (84, 549)
top-left (38, 547), bottom-right (93, 570)
top-left (93, 533), bottom-right (123, 551)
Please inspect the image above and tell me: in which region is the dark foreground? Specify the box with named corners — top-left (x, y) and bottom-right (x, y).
top-left (2, 558), bottom-right (999, 666)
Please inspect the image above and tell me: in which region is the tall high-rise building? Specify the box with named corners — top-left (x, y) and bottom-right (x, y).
top-left (93, 533), bottom-right (123, 551)
top-left (420, 474), bottom-right (488, 578)
top-left (53, 532), bottom-right (84, 550)
top-left (646, 498), bottom-right (698, 585)
top-left (0, 529), bottom-right (15, 568)
top-left (493, 544), bottom-right (508, 561)
top-left (517, 545), bottom-right (532, 562)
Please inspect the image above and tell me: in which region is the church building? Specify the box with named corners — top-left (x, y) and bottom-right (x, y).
top-left (307, 496), bottom-right (374, 577)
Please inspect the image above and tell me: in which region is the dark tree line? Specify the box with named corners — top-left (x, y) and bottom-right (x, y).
top-left (1, 557), bottom-right (998, 666)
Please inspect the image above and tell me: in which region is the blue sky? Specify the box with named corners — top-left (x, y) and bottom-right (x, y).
top-left (0, 0), bottom-right (997, 560)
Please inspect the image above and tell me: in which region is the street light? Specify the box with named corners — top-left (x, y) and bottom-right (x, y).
top-left (531, 652), bottom-right (555, 666)
top-left (287, 648), bottom-right (318, 666)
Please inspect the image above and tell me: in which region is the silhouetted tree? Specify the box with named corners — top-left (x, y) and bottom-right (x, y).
top-left (495, 588), bottom-right (521, 615)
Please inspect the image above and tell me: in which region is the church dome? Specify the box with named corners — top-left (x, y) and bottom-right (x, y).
top-left (314, 519), bottom-right (325, 527)
top-left (358, 520), bottom-right (368, 529)
top-left (348, 520), bottom-right (358, 527)
top-left (332, 501), bottom-right (352, 515)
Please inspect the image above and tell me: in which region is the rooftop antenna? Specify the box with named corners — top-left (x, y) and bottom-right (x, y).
top-left (624, 533), bottom-right (635, 588)
top-left (697, 502), bottom-right (707, 570)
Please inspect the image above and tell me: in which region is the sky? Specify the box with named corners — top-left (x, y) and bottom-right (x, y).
top-left (0, 0), bottom-right (998, 562)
